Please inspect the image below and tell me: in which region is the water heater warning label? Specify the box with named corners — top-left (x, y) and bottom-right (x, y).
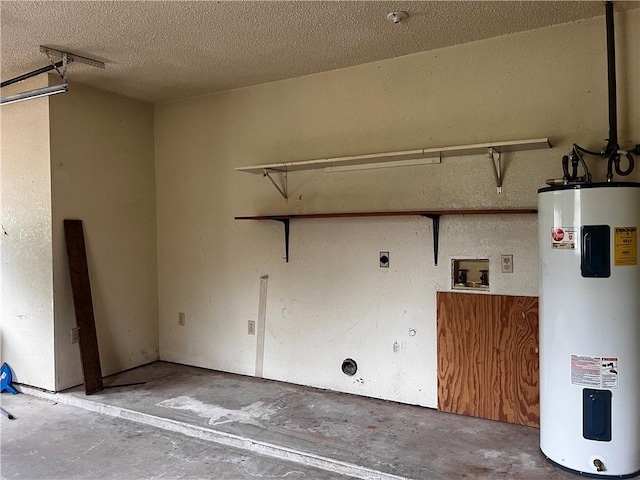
top-left (614, 227), bottom-right (637, 266)
top-left (571, 355), bottom-right (618, 389)
top-left (552, 227), bottom-right (576, 249)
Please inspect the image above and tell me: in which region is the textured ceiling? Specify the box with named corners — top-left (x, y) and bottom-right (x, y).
top-left (1, 1), bottom-right (638, 103)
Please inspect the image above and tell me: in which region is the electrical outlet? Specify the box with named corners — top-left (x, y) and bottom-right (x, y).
top-left (71, 327), bottom-right (79, 344)
top-left (501, 254), bottom-right (514, 273)
top-left (379, 251), bottom-right (390, 268)
top-left (247, 320), bottom-right (256, 335)
top-left (178, 312), bottom-right (185, 326)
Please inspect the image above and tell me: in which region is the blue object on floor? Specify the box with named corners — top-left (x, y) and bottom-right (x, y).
top-left (0, 363), bottom-right (18, 394)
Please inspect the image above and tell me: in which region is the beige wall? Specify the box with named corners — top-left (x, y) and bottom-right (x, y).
top-left (155, 11), bottom-right (639, 407)
top-left (2, 10), bottom-right (638, 401)
top-left (0, 76), bottom-right (56, 390)
top-left (50, 81), bottom-right (158, 390)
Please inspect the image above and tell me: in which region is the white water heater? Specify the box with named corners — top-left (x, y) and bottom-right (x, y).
top-left (538, 182), bottom-right (640, 478)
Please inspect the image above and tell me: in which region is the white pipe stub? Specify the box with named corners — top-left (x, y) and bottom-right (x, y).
top-left (387, 11), bottom-right (408, 24)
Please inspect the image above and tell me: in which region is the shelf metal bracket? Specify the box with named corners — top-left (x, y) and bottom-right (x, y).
top-left (273, 218), bottom-right (290, 262)
top-left (263, 169), bottom-right (288, 200)
top-left (40, 46), bottom-right (105, 69)
top-left (46, 51), bottom-right (70, 83)
top-left (421, 214), bottom-right (441, 266)
top-left (488, 147), bottom-right (503, 193)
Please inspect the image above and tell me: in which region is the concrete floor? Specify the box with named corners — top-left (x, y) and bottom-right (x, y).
top-left (0, 395), bottom-right (347, 480)
top-left (1, 362), bottom-right (615, 479)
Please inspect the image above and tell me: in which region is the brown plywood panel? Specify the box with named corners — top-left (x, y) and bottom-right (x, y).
top-left (437, 292), bottom-right (474, 416)
top-left (437, 292), bottom-right (539, 427)
top-left (64, 219), bottom-right (103, 395)
top-left (487, 295), bottom-right (517, 424)
top-left (510, 298), bottom-right (540, 427)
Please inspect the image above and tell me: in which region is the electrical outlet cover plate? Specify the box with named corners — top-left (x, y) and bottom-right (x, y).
top-left (248, 321), bottom-right (256, 335)
top-left (178, 312), bottom-right (186, 326)
top-left (501, 254), bottom-right (514, 273)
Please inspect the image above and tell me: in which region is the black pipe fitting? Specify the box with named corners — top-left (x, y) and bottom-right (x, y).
top-left (605, 1), bottom-right (618, 155)
top-left (614, 152), bottom-right (635, 176)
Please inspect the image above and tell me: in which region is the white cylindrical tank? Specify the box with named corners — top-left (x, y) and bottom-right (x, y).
top-left (538, 182), bottom-right (640, 478)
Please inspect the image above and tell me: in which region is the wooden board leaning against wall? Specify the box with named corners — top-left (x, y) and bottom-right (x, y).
top-left (437, 292), bottom-right (539, 427)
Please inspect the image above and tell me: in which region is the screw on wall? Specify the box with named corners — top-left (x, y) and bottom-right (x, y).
top-left (380, 251), bottom-right (390, 268)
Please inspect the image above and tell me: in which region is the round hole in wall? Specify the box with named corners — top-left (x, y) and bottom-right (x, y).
top-left (341, 358), bottom-right (358, 376)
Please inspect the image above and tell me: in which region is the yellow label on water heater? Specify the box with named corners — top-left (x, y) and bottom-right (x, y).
top-left (614, 227), bottom-right (637, 266)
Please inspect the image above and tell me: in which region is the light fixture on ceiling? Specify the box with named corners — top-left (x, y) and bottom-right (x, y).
top-left (387, 11), bottom-right (408, 24)
top-left (0, 83), bottom-right (68, 106)
top-left (0, 46), bottom-right (104, 107)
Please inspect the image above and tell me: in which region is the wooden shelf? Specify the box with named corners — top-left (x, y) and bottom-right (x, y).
top-left (235, 138), bottom-right (551, 198)
top-left (235, 209), bottom-right (536, 221)
top-left (235, 208), bottom-right (537, 264)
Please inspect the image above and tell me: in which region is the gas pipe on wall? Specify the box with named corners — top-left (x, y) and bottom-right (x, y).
top-left (538, 1), bottom-right (639, 478)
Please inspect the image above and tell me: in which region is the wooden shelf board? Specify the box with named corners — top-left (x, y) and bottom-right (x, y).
top-left (235, 209), bottom-right (537, 221)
